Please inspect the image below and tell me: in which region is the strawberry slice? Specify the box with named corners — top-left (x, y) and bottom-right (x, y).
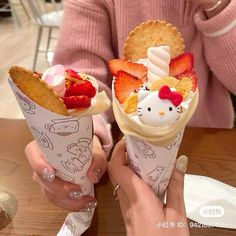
top-left (170, 52), bottom-right (194, 76)
top-left (62, 95), bottom-right (91, 109)
top-left (108, 59), bottom-right (147, 80)
top-left (114, 71), bottom-right (143, 104)
top-left (65, 80), bottom-right (96, 98)
top-left (65, 69), bottom-right (82, 80)
top-left (176, 70), bottom-right (198, 92)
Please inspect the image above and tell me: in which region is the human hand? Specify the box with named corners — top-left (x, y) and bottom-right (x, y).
top-left (108, 139), bottom-right (189, 236)
top-left (25, 135), bottom-right (107, 211)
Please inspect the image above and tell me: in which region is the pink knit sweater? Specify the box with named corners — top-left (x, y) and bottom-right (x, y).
top-left (53, 0), bottom-right (236, 152)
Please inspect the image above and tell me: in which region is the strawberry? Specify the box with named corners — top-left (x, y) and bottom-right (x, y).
top-left (170, 52), bottom-right (194, 76)
top-left (176, 70), bottom-right (198, 92)
top-left (108, 59), bottom-right (147, 80)
top-left (65, 80), bottom-right (96, 98)
top-left (114, 71), bottom-right (143, 104)
top-left (62, 95), bottom-right (91, 109)
top-left (65, 69), bottom-right (82, 80)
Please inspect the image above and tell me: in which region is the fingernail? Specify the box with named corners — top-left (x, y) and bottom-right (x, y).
top-left (93, 169), bottom-right (101, 183)
top-left (81, 201), bottom-right (97, 212)
top-left (42, 168), bottom-right (55, 182)
top-left (69, 191), bottom-right (83, 200)
top-left (176, 155), bottom-right (188, 173)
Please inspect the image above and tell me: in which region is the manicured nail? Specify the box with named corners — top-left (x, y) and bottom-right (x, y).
top-left (69, 191), bottom-right (83, 200)
top-left (176, 155), bottom-right (188, 173)
top-left (93, 169), bottom-right (101, 183)
top-left (42, 168), bottom-right (55, 182)
top-left (81, 201), bottom-right (97, 212)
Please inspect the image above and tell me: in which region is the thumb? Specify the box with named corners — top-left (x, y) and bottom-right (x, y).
top-left (166, 155), bottom-right (188, 215)
top-left (87, 135), bottom-right (107, 184)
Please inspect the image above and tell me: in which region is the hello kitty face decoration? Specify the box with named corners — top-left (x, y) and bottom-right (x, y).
top-left (137, 86), bottom-right (183, 126)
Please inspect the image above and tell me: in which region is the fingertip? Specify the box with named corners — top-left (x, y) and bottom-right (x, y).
top-left (175, 155), bottom-right (188, 173)
top-left (41, 167), bottom-right (55, 182)
top-left (25, 140), bottom-right (37, 157)
top-left (79, 196), bottom-right (97, 212)
top-left (87, 152), bottom-right (107, 183)
top-left (87, 167), bottom-right (97, 183)
top-left (88, 168), bottom-right (102, 184)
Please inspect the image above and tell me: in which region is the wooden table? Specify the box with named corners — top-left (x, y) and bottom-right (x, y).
top-left (0, 118), bottom-right (235, 236)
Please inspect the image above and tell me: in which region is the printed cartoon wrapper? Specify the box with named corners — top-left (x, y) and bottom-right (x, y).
top-left (8, 77), bottom-right (95, 236)
top-left (125, 129), bottom-right (184, 197)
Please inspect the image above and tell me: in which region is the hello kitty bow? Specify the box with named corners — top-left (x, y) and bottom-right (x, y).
top-left (158, 85), bottom-right (183, 106)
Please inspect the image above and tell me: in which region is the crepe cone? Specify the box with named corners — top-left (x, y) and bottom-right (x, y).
top-left (112, 81), bottom-right (199, 198)
top-left (9, 77), bottom-right (95, 236)
top-left (125, 129), bottom-right (184, 196)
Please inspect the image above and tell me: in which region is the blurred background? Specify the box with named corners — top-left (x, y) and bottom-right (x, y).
top-left (0, 0), bottom-right (63, 119)
top-left (0, 0), bottom-right (235, 125)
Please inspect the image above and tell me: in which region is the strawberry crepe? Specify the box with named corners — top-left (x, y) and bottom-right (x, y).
top-left (8, 65), bottom-right (110, 236)
top-left (109, 20), bottom-right (199, 197)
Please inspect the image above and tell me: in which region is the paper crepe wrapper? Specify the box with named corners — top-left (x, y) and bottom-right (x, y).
top-left (125, 130), bottom-right (184, 197)
top-left (9, 78), bottom-right (95, 236)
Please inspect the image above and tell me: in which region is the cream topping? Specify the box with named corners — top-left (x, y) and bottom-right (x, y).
top-left (41, 64), bottom-right (66, 96)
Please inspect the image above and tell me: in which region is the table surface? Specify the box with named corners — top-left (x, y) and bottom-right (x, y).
top-left (0, 118), bottom-right (236, 236)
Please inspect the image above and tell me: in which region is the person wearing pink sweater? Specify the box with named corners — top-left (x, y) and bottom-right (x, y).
top-left (25, 0), bottom-right (235, 232)
top-left (53, 0), bottom-right (236, 153)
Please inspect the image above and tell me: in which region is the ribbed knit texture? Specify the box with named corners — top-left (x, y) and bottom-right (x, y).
top-left (53, 0), bottom-right (236, 151)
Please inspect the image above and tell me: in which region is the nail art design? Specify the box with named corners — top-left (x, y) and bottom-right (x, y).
top-left (69, 191), bottom-right (83, 200)
top-left (176, 155), bottom-right (188, 173)
top-left (81, 201), bottom-right (97, 212)
top-left (93, 169), bottom-right (101, 183)
top-left (42, 168), bottom-right (55, 182)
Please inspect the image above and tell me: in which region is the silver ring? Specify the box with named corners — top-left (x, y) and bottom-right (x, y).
top-left (113, 184), bottom-right (120, 201)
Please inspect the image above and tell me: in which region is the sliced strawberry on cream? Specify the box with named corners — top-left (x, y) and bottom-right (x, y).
top-left (114, 71), bottom-right (143, 104)
top-left (62, 95), bottom-right (91, 109)
top-left (169, 52), bottom-right (194, 77)
top-left (108, 59), bottom-right (147, 80)
top-left (65, 80), bottom-right (96, 98)
top-left (65, 69), bottom-right (83, 81)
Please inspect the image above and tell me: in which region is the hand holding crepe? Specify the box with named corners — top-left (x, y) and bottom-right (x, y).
top-left (108, 139), bottom-right (189, 236)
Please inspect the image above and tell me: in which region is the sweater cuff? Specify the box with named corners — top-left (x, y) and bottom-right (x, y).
top-left (194, 1), bottom-right (236, 37)
top-left (93, 114), bottom-right (113, 156)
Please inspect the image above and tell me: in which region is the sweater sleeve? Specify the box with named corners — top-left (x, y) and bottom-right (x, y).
top-left (194, 1), bottom-right (236, 94)
top-left (53, 0), bottom-right (114, 153)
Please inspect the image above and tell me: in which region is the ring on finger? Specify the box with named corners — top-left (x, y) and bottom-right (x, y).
top-left (113, 184), bottom-right (120, 201)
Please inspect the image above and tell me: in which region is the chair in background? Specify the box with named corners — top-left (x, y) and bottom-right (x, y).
top-left (24, 0), bottom-right (63, 70)
top-left (0, 0), bottom-right (30, 27)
